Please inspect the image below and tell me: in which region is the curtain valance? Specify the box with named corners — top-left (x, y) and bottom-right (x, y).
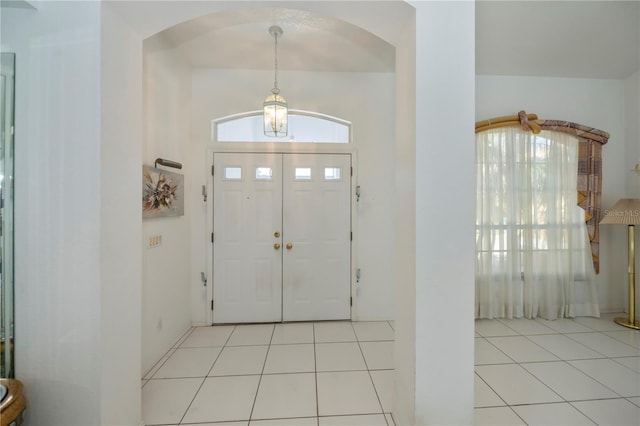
top-left (475, 111), bottom-right (610, 273)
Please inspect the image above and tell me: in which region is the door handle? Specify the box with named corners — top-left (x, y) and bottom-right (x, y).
top-left (274, 243), bottom-right (281, 250)
top-left (286, 243), bottom-right (293, 250)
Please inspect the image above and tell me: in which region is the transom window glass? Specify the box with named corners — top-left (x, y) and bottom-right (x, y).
top-left (213, 110), bottom-right (351, 143)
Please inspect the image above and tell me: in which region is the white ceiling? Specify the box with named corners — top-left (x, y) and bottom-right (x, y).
top-left (151, 1), bottom-right (640, 79)
top-left (154, 7), bottom-right (397, 73)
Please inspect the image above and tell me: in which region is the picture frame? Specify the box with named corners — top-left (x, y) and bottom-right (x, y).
top-left (142, 165), bottom-right (184, 219)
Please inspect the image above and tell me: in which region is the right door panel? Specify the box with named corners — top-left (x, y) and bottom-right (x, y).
top-left (282, 154), bottom-right (352, 321)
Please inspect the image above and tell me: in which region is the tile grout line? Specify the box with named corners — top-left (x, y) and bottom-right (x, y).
top-left (561, 332), bottom-right (616, 359)
top-left (506, 406), bottom-right (529, 425)
top-left (610, 356), bottom-right (640, 374)
top-left (351, 322), bottom-right (388, 425)
top-left (477, 336), bottom-right (518, 365)
top-left (143, 348), bottom-right (176, 381)
top-left (475, 315), bottom-right (640, 424)
top-left (203, 343), bottom-right (228, 378)
top-left (175, 375), bottom-right (207, 425)
top-left (601, 330), bottom-right (640, 348)
top-left (143, 324), bottom-right (197, 379)
top-left (564, 330), bottom-right (639, 356)
top-left (563, 358), bottom-right (639, 400)
top-left (566, 400), bottom-right (603, 426)
top-left (561, 327), bottom-right (640, 399)
top-left (247, 324), bottom-right (276, 423)
top-left (313, 322), bottom-right (320, 425)
top-left (474, 371), bottom-right (510, 410)
top-left (524, 333), bottom-right (609, 361)
top-left (146, 318), bottom-right (637, 425)
top-left (176, 325), bottom-right (236, 425)
top-left (173, 326), bottom-right (197, 348)
top-left (508, 332), bottom-right (566, 362)
top-left (478, 321), bottom-right (637, 370)
top-left (483, 348), bottom-right (567, 407)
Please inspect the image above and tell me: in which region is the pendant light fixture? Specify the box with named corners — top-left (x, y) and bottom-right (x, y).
top-left (263, 25), bottom-right (288, 137)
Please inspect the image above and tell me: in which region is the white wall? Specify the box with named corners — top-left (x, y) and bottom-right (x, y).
top-left (411, 2), bottom-right (476, 425)
top-left (3, 3), bottom-right (103, 424)
top-left (189, 69), bottom-right (396, 323)
top-left (624, 71), bottom-right (640, 198)
top-left (476, 75), bottom-right (628, 313)
top-left (2, 1), bottom-right (142, 425)
top-left (624, 70), bottom-right (640, 319)
top-left (393, 9), bottom-right (416, 426)
top-left (100, 3), bottom-right (143, 424)
top-left (141, 37), bottom-right (193, 374)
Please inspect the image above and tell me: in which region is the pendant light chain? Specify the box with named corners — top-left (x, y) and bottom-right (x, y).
top-left (263, 25), bottom-right (287, 137)
top-left (273, 31), bottom-right (279, 91)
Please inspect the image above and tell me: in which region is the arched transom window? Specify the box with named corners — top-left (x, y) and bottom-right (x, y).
top-left (212, 110), bottom-right (351, 144)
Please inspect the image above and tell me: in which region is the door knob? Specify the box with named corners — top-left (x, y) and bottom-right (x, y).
top-left (274, 243), bottom-right (281, 250)
top-left (286, 243), bottom-right (293, 250)
top-left (274, 231), bottom-right (281, 238)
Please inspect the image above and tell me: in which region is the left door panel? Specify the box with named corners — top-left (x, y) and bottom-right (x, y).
top-left (213, 153), bottom-right (283, 323)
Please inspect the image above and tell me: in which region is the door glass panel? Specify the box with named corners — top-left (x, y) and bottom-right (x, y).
top-left (255, 167), bottom-right (273, 180)
top-left (324, 167), bottom-right (342, 180)
top-left (294, 167), bottom-right (312, 180)
top-left (224, 166), bottom-right (242, 180)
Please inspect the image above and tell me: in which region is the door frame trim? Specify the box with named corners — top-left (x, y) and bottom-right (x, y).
top-left (206, 146), bottom-right (359, 325)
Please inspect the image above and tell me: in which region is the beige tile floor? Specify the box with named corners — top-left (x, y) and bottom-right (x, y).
top-left (143, 321), bottom-right (395, 426)
top-left (142, 314), bottom-right (640, 425)
top-left (474, 312), bottom-right (639, 426)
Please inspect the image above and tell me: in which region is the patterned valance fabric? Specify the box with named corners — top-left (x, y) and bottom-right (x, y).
top-left (475, 111), bottom-right (610, 273)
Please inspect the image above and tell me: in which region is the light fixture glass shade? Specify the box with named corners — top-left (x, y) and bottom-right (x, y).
top-left (263, 89), bottom-right (288, 137)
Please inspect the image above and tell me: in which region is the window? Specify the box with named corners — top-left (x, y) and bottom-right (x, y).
top-left (213, 110), bottom-right (351, 143)
top-left (255, 167), bottom-right (273, 180)
top-left (223, 167), bottom-right (242, 180)
top-left (324, 167), bottom-right (342, 180)
top-left (294, 167), bottom-right (312, 180)
top-left (475, 127), bottom-right (599, 320)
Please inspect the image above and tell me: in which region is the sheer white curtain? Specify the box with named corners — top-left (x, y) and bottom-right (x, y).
top-left (475, 127), bottom-right (600, 320)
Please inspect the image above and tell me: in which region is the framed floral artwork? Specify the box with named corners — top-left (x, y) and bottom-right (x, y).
top-left (142, 165), bottom-right (184, 219)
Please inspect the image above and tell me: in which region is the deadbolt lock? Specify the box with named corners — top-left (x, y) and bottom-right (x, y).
top-left (274, 231), bottom-right (281, 238)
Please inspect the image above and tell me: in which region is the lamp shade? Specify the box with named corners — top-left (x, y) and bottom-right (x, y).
top-left (263, 90), bottom-right (288, 137)
top-left (600, 198), bottom-right (640, 225)
top-left (599, 197), bottom-right (640, 329)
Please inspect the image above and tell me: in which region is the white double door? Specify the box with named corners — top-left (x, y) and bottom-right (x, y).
top-left (213, 153), bottom-right (352, 323)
